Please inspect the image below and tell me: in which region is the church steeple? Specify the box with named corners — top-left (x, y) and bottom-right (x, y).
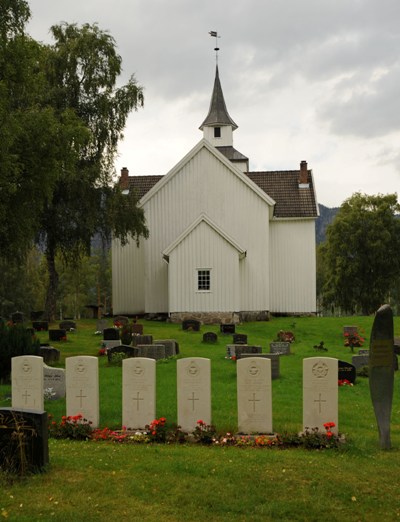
top-left (200, 65), bottom-right (237, 147)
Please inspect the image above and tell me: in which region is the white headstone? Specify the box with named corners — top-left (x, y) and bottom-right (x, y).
top-left (303, 357), bottom-right (338, 434)
top-left (237, 357), bottom-right (272, 434)
top-left (122, 357), bottom-right (156, 429)
top-left (177, 358), bottom-right (211, 432)
top-left (43, 363), bottom-right (66, 400)
top-left (66, 356), bottom-right (99, 428)
top-left (236, 357), bottom-right (272, 433)
top-left (12, 355), bottom-right (44, 410)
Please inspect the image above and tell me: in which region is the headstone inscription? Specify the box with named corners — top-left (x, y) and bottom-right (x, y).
top-left (12, 355), bottom-right (44, 410)
top-left (43, 364), bottom-right (66, 399)
top-left (303, 357), bottom-right (338, 434)
top-left (369, 304), bottom-right (395, 450)
top-left (338, 360), bottom-right (356, 384)
top-left (0, 408), bottom-right (49, 473)
top-left (270, 342), bottom-right (291, 355)
top-left (103, 328), bottom-right (120, 341)
top-left (122, 358), bottom-right (156, 429)
top-left (239, 353), bottom-right (280, 380)
top-left (137, 344), bottom-right (166, 360)
top-left (66, 356), bottom-right (99, 428)
top-left (235, 345), bottom-right (262, 359)
top-left (203, 332), bottom-right (218, 344)
top-left (177, 358), bottom-right (211, 432)
top-left (237, 357), bottom-right (272, 434)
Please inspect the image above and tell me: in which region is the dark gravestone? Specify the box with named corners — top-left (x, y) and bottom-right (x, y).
top-left (343, 325), bottom-right (358, 335)
top-left (182, 319), bottom-right (201, 331)
top-left (338, 360), bottom-right (356, 384)
top-left (352, 354), bottom-right (369, 370)
top-left (30, 311), bottom-right (45, 321)
top-left (155, 339), bottom-right (178, 357)
top-left (49, 329), bottom-right (67, 342)
top-left (96, 319), bottom-right (108, 334)
top-left (203, 332), bottom-right (218, 344)
top-left (270, 342), bottom-right (291, 355)
top-left (107, 345), bottom-right (138, 363)
top-left (103, 328), bottom-right (120, 341)
top-left (394, 338), bottom-right (400, 355)
top-left (59, 320), bottom-right (76, 331)
top-left (11, 311), bottom-right (24, 324)
top-left (240, 353), bottom-right (280, 379)
top-left (235, 345), bottom-right (262, 359)
top-left (359, 349), bottom-right (369, 355)
top-left (132, 323), bottom-right (144, 335)
top-left (137, 344), bottom-right (166, 360)
top-left (220, 323), bottom-right (235, 334)
top-left (0, 408), bottom-right (49, 473)
top-left (132, 335), bottom-right (153, 347)
top-left (32, 321), bottom-right (49, 332)
top-left (39, 346), bottom-right (60, 365)
top-left (233, 333), bottom-right (247, 344)
top-left (369, 304), bottom-right (395, 450)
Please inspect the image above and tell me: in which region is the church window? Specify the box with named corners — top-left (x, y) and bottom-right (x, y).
top-left (214, 127), bottom-right (221, 138)
top-left (197, 269), bottom-right (211, 291)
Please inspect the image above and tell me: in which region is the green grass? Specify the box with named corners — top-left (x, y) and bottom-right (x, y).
top-left (1, 316), bottom-right (400, 521)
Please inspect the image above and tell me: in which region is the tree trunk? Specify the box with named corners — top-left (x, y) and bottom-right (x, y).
top-left (45, 247), bottom-right (58, 322)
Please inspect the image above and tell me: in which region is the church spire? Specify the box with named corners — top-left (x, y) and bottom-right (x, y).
top-left (200, 65), bottom-right (238, 132)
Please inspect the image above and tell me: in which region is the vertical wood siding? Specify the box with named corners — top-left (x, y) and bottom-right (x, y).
top-left (112, 238), bottom-right (145, 314)
top-left (269, 220), bottom-right (316, 313)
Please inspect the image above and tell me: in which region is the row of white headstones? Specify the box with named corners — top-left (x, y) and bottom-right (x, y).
top-left (11, 355), bottom-right (338, 434)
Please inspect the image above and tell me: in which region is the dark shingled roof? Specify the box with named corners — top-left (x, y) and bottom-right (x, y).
top-left (216, 146), bottom-right (248, 162)
top-left (246, 170), bottom-right (318, 218)
top-left (127, 175), bottom-right (162, 199)
top-left (199, 66), bottom-right (238, 130)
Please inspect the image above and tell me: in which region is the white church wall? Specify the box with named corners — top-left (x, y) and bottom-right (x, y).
top-left (167, 220), bottom-right (241, 313)
top-left (112, 237), bottom-right (145, 314)
top-left (142, 144), bottom-right (271, 314)
top-left (269, 219), bottom-right (316, 313)
top-left (203, 126), bottom-right (233, 147)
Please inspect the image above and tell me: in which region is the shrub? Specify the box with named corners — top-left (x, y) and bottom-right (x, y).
top-left (0, 322), bottom-right (40, 383)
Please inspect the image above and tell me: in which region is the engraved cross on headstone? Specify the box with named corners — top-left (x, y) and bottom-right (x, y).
top-left (248, 392), bottom-right (260, 413)
top-left (22, 390), bottom-right (30, 405)
top-left (76, 389), bottom-right (87, 408)
top-left (132, 391), bottom-right (144, 411)
top-left (188, 392), bottom-right (199, 411)
top-left (314, 393), bottom-right (327, 413)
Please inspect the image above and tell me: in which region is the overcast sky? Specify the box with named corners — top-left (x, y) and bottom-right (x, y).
top-left (27, 0), bottom-right (400, 207)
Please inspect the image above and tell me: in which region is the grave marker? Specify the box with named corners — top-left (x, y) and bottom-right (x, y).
top-left (177, 358), bottom-right (211, 432)
top-left (123, 358), bottom-right (156, 429)
top-left (270, 342), bottom-right (291, 355)
top-left (12, 355), bottom-right (44, 410)
top-left (240, 353), bottom-right (280, 380)
top-left (103, 327), bottom-right (120, 341)
top-left (338, 360), bottom-right (356, 384)
top-left (369, 304), bottom-right (394, 449)
top-left (237, 357), bottom-right (272, 434)
top-left (66, 356), bottom-right (99, 427)
top-left (203, 332), bottom-right (218, 344)
top-left (303, 357), bottom-right (338, 434)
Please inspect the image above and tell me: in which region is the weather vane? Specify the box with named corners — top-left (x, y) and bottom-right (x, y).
top-left (209, 31), bottom-right (221, 64)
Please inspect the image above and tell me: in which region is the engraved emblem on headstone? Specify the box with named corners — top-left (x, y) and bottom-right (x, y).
top-left (22, 360), bottom-right (32, 374)
top-left (312, 361), bottom-right (329, 378)
top-left (134, 362), bottom-right (144, 376)
top-left (74, 362), bottom-right (86, 374)
top-left (187, 361), bottom-right (199, 376)
top-left (248, 362), bottom-right (260, 377)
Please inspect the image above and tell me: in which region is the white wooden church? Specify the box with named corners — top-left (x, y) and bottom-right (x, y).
top-left (112, 66), bottom-right (319, 323)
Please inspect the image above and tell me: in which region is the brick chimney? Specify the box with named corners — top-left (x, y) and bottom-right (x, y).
top-left (119, 167), bottom-right (129, 191)
top-left (299, 160), bottom-right (309, 187)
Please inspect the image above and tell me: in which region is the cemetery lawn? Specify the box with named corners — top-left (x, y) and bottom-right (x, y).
top-left (1, 316), bottom-right (400, 521)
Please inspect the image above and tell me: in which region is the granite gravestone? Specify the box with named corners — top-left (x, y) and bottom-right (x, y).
top-left (303, 357), bottom-right (338, 434)
top-left (0, 408), bottom-right (49, 473)
top-left (220, 323), bottom-right (235, 334)
top-left (122, 358), bottom-right (156, 429)
top-left (96, 319), bottom-right (108, 334)
top-left (203, 332), bottom-right (218, 344)
top-left (369, 304), bottom-right (395, 449)
top-left (338, 360), bottom-right (356, 384)
top-left (49, 329), bottom-right (67, 342)
top-left (107, 345), bottom-right (138, 363)
top-left (103, 328), bottom-right (120, 341)
top-left (132, 324), bottom-right (144, 335)
top-left (66, 356), bottom-right (99, 428)
top-left (60, 320), bottom-right (76, 331)
top-left (233, 333), bottom-right (247, 345)
top-left (12, 355), bottom-right (44, 411)
top-left (39, 346), bottom-right (60, 365)
top-left (154, 339), bottom-right (178, 357)
top-left (352, 354), bottom-right (369, 370)
top-left (43, 364), bottom-right (66, 400)
top-left (237, 357), bottom-right (272, 434)
top-left (270, 342), bottom-right (291, 355)
top-left (132, 335), bottom-right (153, 347)
top-left (177, 358), bottom-right (211, 432)
top-left (137, 344), bottom-right (166, 360)
top-left (182, 319), bottom-right (201, 332)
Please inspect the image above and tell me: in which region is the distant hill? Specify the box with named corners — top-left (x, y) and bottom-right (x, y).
top-left (316, 204), bottom-right (339, 244)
